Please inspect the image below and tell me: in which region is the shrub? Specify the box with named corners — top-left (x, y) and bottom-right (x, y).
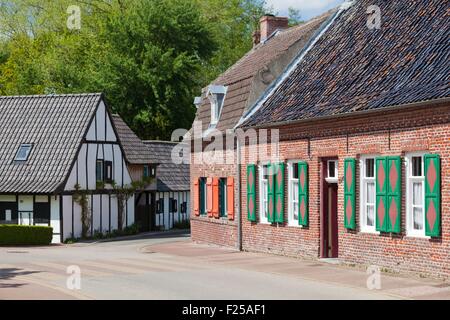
top-left (0, 225), bottom-right (53, 246)
top-left (173, 220), bottom-right (191, 230)
top-left (123, 223), bottom-right (139, 236)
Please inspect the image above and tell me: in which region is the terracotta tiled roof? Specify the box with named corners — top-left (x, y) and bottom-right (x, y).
top-left (112, 115), bottom-right (162, 164)
top-left (194, 11), bottom-right (333, 133)
top-left (143, 141), bottom-right (190, 192)
top-left (241, 0), bottom-right (450, 128)
top-left (0, 93), bottom-right (102, 193)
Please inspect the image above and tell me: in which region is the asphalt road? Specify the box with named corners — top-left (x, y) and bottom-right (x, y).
top-left (1, 232), bottom-right (448, 300)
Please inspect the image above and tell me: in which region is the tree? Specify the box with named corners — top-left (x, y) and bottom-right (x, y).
top-left (0, 0), bottom-right (272, 139)
top-left (195, 0), bottom-right (270, 82)
top-left (288, 7), bottom-right (304, 26)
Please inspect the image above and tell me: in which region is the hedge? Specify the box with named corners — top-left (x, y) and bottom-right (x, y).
top-left (0, 225), bottom-right (53, 245)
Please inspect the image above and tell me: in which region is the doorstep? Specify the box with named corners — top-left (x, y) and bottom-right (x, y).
top-left (319, 258), bottom-right (342, 265)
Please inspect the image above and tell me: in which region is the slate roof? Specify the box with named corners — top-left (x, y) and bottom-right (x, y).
top-left (0, 93), bottom-right (102, 193)
top-left (111, 115), bottom-right (162, 165)
top-left (241, 0), bottom-right (450, 128)
top-left (143, 141), bottom-right (190, 192)
top-left (194, 11), bottom-right (333, 133)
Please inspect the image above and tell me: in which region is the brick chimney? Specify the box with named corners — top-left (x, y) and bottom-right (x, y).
top-left (259, 15), bottom-right (289, 42)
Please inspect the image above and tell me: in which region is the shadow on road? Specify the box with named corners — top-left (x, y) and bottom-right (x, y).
top-left (75, 230), bottom-right (191, 245)
top-left (0, 268), bottom-right (42, 289)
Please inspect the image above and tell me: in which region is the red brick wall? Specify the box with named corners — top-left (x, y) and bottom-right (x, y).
top-left (190, 161), bottom-right (238, 248)
top-left (191, 103), bottom-right (450, 278)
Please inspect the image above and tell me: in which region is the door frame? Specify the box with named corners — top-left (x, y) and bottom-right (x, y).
top-left (320, 158), bottom-right (339, 258)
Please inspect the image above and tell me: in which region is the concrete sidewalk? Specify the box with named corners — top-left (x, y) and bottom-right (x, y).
top-left (144, 240), bottom-right (450, 300)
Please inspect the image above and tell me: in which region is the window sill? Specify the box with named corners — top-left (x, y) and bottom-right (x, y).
top-left (287, 223), bottom-right (302, 228)
top-left (359, 230), bottom-right (380, 235)
top-left (405, 234), bottom-right (431, 240)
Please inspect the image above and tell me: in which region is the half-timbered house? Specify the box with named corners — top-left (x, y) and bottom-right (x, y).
top-left (0, 93), bottom-right (135, 243)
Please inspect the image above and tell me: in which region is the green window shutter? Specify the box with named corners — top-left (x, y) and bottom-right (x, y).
top-left (219, 179), bottom-right (227, 217)
top-left (298, 162), bottom-right (309, 227)
top-left (267, 163), bottom-right (276, 223)
top-left (199, 179), bottom-right (205, 215)
top-left (387, 157), bottom-right (402, 233)
top-left (247, 165), bottom-right (257, 222)
top-left (375, 157), bottom-right (389, 232)
top-left (274, 163), bottom-right (285, 223)
top-left (344, 158), bottom-right (356, 230)
top-left (424, 154), bottom-right (441, 237)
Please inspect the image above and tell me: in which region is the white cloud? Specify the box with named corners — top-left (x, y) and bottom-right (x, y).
top-left (267, 0), bottom-right (336, 11)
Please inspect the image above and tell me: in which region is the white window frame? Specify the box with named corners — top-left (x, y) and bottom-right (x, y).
top-left (207, 85), bottom-right (227, 126)
top-left (325, 160), bottom-right (338, 183)
top-left (359, 155), bottom-right (379, 234)
top-left (287, 161), bottom-right (301, 227)
top-left (405, 152), bottom-right (429, 238)
top-left (259, 164), bottom-right (269, 224)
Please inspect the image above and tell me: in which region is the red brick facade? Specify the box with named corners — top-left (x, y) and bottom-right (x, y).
top-left (191, 102), bottom-right (450, 278)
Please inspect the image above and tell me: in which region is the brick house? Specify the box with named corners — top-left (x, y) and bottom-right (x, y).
top-left (191, 0), bottom-right (449, 278)
top-left (190, 12), bottom-right (333, 247)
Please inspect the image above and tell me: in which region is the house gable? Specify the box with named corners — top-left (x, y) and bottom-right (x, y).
top-left (64, 100), bottom-right (132, 191)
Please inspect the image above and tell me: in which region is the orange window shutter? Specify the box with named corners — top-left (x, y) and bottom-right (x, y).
top-left (212, 178), bottom-right (220, 218)
top-left (227, 177), bottom-right (235, 220)
top-left (207, 178), bottom-right (213, 217)
top-left (194, 180), bottom-right (200, 216)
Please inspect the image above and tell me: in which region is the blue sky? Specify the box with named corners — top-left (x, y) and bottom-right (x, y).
top-left (267, 0), bottom-right (345, 20)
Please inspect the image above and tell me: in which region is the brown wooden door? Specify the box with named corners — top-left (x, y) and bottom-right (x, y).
top-left (327, 184), bottom-right (339, 258)
top-left (320, 159), bottom-right (339, 258)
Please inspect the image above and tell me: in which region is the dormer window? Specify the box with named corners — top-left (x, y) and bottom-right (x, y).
top-left (207, 85), bottom-right (227, 126)
top-left (193, 97), bottom-right (202, 109)
top-left (15, 144), bottom-right (33, 161)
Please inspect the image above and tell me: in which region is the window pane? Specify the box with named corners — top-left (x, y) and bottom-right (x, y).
top-left (263, 165), bottom-right (269, 179)
top-left (294, 203), bottom-right (299, 221)
top-left (366, 182), bottom-right (375, 204)
top-left (413, 182), bottom-right (423, 206)
top-left (293, 164), bottom-right (299, 179)
top-left (96, 161), bottom-right (103, 181)
top-left (328, 161), bottom-right (336, 178)
top-left (16, 145), bottom-right (32, 161)
top-left (293, 182), bottom-right (299, 201)
top-left (263, 201), bottom-right (268, 218)
top-left (413, 207), bottom-right (424, 230)
top-left (262, 181), bottom-right (267, 201)
top-left (367, 205), bottom-right (375, 226)
top-left (412, 156), bottom-right (422, 177)
top-left (365, 159), bottom-right (374, 178)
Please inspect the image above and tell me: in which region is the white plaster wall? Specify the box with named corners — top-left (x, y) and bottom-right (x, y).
top-left (92, 194), bottom-right (101, 233)
top-left (101, 195), bottom-right (109, 233)
top-left (62, 195), bottom-right (73, 240)
top-left (50, 196), bottom-right (60, 243)
top-left (110, 196), bottom-right (118, 231)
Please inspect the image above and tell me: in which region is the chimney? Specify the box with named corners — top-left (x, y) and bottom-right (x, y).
top-left (259, 15), bottom-right (289, 42)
